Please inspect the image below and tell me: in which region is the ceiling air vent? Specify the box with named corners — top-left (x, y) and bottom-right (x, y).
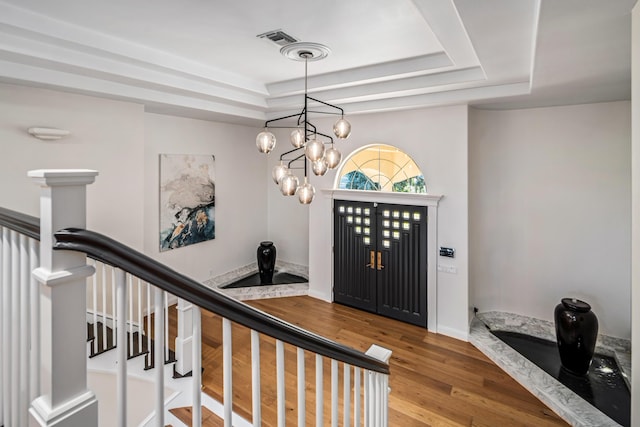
top-left (257, 29), bottom-right (299, 47)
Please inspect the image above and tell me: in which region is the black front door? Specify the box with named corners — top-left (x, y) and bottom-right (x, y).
top-left (333, 201), bottom-right (377, 312)
top-left (334, 200), bottom-right (428, 327)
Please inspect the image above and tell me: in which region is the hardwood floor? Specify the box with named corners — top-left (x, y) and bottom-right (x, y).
top-left (169, 296), bottom-right (568, 426)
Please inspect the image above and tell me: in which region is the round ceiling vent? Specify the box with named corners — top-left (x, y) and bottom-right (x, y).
top-left (280, 42), bottom-right (331, 62)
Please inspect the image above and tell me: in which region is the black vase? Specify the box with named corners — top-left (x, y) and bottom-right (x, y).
top-left (257, 241), bottom-right (276, 285)
top-left (554, 298), bottom-right (598, 375)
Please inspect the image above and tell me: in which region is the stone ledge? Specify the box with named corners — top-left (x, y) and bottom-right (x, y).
top-left (203, 260), bottom-right (309, 301)
top-left (470, 311), bottom-right (631, 427)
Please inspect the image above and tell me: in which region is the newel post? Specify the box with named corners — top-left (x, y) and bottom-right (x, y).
top-left (174, 298), bottom-right (194, 376)
top-left (28, 169), bottom-right (99, 427)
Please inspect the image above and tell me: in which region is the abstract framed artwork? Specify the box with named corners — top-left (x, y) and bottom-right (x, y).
top-left (159, 154), bottom-right (215, 251)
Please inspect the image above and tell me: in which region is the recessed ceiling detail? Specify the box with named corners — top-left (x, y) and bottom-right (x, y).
top-left (0, 0), bottom-right (634, 124)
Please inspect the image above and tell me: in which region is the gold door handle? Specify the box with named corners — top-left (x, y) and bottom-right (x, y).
top-left (377, 251), bottom-right (384, 270)
top-left (365, 250), bottom-right (375, 269)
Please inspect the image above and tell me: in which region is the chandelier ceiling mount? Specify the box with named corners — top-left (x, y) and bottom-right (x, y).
top-left (256, 42), bottom-right (351, 204)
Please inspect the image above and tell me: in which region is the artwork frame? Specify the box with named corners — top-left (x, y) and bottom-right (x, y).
top-left (159, 154), bottom-right (216, 251)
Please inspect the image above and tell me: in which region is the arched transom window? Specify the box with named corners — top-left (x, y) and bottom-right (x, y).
top-left (336, 144), bottom-right (426, 193)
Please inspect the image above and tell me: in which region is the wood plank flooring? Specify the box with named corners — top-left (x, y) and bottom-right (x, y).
top-left (169, 296), bottom-right (568, 426)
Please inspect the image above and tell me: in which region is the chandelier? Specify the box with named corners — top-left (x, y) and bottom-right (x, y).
top-left (256, 42), bottom-right (351, 204)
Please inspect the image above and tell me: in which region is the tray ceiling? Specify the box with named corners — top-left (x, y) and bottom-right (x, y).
top-left (0, 0), bottom-right (635, 124)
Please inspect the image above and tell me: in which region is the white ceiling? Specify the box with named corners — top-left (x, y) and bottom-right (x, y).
top-left (0, 0), bottom-right (636, 125)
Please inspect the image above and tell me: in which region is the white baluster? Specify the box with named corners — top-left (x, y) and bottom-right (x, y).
top-left (30, 238), bottom-right (40, 401)
top-left (381, 374), bottom-right (389, 427)
top-left (364, 370), bottom-right (370, 427)
top-left (0, 226), bottom-right (4, 426)
top-left (128, 274), bottom-right (134, 356)
top-left (297, 347), bottom-right (305, 427)
top-left (146, 281), bottom-right (151, 363)
top-left (19, 234), bottom-right (30, 427)
top-left (315, 354), bottom-right (323, 427)
top-left (343, 364), bottom-right (351, 427)
top-left (276, 339), bottom-right (285, 427)
top-left (154, 287), bottom-right (165, 426)
top-left (223, 318), bottom-right (232, 427)
top-left (137, 277), bottom-right (142, 355)
top-left (331, 359), bottom-right (338, 427)
top-left (192, 306), bottom-right (202, 427)
top-left (251, 330), bottom-right (261, 427)
top-left (116, 269), bottom-right (128, 427)
top-left (11, 230), bottom-right (19, 427)
top-left (102, 263), bottom-right (107, 352)
top-left (111, 267), bottom-right (116, 349)
top-left (164, 292), bottom-right (169, 362)
top-left (353, 367), bottom-right (361, 427)
top-left (91, 260), bottom-right (98, 354)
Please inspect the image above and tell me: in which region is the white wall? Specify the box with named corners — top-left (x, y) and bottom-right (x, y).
top-left (308, 104), bottom-right (470, 340)
top-left (0, 83), bottom-right (267, 283)
top-left (144, 113), bottom-right (267, 281)
top-left (0, 83), bottom-right (145, 249)
top-left (630, 3), bottom-right (639, 424)
top-left (469, 102), bottom-right (631, 339)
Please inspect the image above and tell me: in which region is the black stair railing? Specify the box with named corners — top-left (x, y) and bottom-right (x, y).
top-left (54, 227), bottom-right (389, 374)
top-left (0, 206), bottom-right (389, 374)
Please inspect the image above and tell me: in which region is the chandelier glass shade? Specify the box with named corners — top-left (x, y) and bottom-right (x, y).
top-left (311, 158), bottom-right (328, 176)
top-left (272, 161), bottom-right (288, 184)
top-left (290, 128), bottom-right (305, 148)
top-left (256, 130), bottom-right (276, 153)
top-left (256, 42), bottom-right (351, 204)
top-left (324, 146), bottom-right (342, 169)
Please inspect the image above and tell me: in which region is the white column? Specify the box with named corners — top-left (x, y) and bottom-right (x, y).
top-left (173, 298), bottom-right (194, 376)
top-left (28, 169), bottom-right (99, 427)
top-left (364, 344), bottom-right (392, 427)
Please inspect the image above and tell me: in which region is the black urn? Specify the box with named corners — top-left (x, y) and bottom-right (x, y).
top-left (554, 298), bottom-right (598, 375)
top-left (257, 241), bottom-right (276, 285)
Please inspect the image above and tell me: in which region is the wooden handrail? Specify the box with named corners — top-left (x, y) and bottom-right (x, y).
top-left (0, 205), bottom-right (389, 373)
top-left (54, 227), bottom-right (390, 375)
top-left (0, 207), bottom-right (40, 240)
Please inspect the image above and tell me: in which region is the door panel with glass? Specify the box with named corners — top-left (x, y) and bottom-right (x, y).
top-left (334, 200), bottom-right (427, 327)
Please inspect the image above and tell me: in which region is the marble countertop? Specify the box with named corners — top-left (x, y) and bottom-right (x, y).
top-left (470, 311), bottom-right (631, 427)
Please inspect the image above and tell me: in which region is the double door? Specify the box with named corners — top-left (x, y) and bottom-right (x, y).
top-left (333, 200), bottom-right (428, 327)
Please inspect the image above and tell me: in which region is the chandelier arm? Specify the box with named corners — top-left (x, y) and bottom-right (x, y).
top-left (279, 146), bottom-right (305, 161)
top-left (264, 112), bottom-right (307, 128)
top-left (296, 108), bottom-right (306, 126)
top-left (304, 121), bottom-right (317, 140)
top-left (286, 153), bottom-right (306, 169)
top-left (306, 96), bottom-right (345, 116)
top-left (264, 126), bottom-right (306, 129)
top-left (314, 131), bottom-right (335, 144)
top-left (306, 110), bottom-right (344, 116)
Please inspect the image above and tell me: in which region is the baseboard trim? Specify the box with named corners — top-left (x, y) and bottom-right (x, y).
top-left (437, 325), bottom-right (469, 342)
top-left (308, 289), bottom-right (331, 302)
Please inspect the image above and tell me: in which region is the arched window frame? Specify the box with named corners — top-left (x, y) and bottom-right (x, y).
top-left (334, 144), bottom-right (426, 193)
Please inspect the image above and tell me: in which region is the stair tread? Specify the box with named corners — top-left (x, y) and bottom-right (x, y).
top-left (170, 406), bottom-right (223, 427)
